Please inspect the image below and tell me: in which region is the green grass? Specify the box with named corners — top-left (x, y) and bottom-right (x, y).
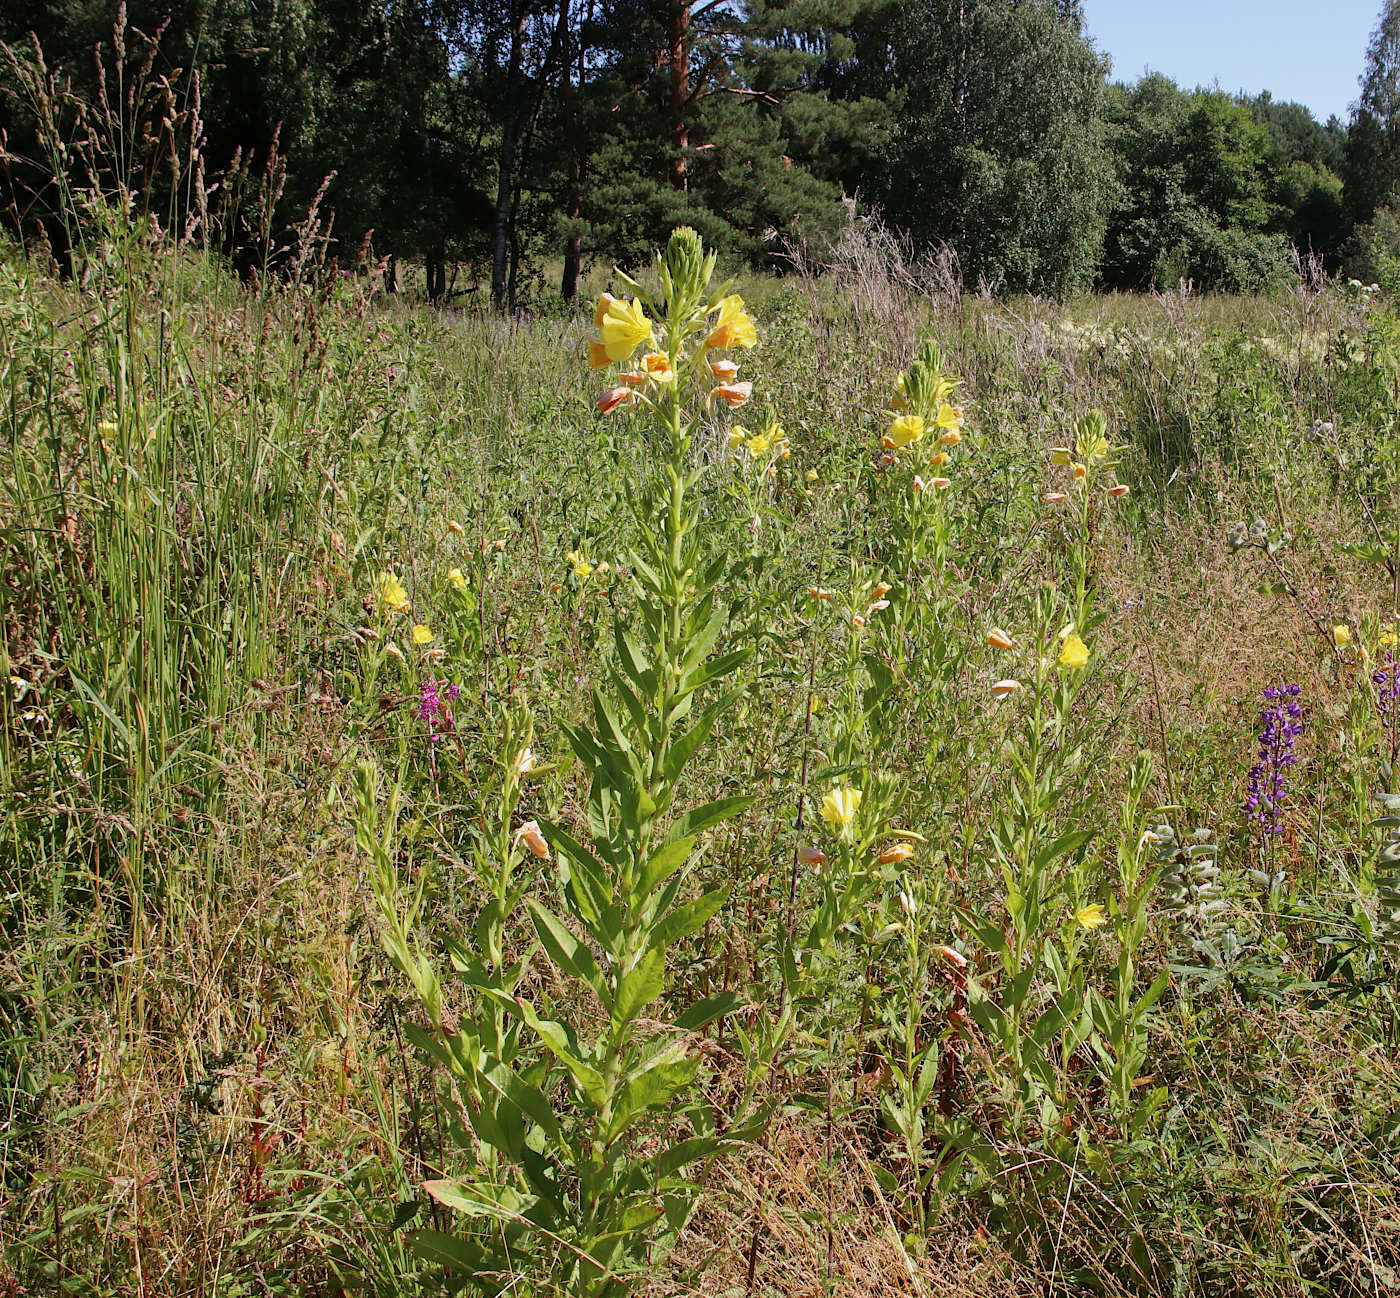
top-left (2, 218), bottom-right (1399, 1297)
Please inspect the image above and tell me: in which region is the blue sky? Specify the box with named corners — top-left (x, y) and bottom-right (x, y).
top-left (1082, 1), bottom-right (1381, 123)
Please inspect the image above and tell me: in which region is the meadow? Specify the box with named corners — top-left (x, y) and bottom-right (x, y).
top-left (3, 213), bottom-right (1400, 1298)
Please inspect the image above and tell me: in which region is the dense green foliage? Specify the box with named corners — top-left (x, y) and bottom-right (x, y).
top-left (6, 1), bottom-right (1400, 298)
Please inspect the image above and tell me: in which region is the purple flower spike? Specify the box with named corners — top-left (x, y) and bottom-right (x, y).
top-left (417, 677), bottom-right (459, 744)
top-left (1245, 683), bottom-right (1302, 836)
top-left (1373, 651), bottom-right (1400, 718)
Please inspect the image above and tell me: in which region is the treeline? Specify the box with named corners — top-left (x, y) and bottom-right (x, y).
top-left (6, 0), bottom-right (1400, 301)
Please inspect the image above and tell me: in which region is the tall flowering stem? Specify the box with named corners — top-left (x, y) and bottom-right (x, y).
top-left (1245, 683), bottom-right (1303, 837)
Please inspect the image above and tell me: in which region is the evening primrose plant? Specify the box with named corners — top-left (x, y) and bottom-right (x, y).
top-left (363, 229), bottom-right (772, 1297)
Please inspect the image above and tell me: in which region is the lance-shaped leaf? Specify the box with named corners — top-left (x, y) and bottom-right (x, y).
top-left (529, 901), bottom-right (609, 1005)
top-left (613, 946), bottom-right (665, 1028)
top-left (649, 886), bottom-right (728, 953)
top-left (606, 1039), bottom-right (698, 1142)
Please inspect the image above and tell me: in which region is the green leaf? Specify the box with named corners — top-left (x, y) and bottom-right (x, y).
top-left (511, 999), bottom-right (608, 1107)
top-left (528, 902), bottom-right (608, 1003)
top-left (650, 887), bottom-right (728, 952)
top-left (639, 836), bottom-right (695, 900)
top-left (608, 1042), bottom-right (698, 1141)
top-left (420, 1179), bottom-right (521, 1222)
top-left (614, 624), bottom-right (655, 692)
top-left (1033, 829), bottom-right (1094, 872)
top-left (667, 796), bottom-right (753, 843)
top-left (410, 1228), bottom-right (490, 1272)
top-left (674, 988), bottom-right (744, 1031)
top-left (614, 947), bottom-right (665, 1026)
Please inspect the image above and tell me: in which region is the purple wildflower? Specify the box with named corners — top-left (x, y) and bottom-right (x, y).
top-left (1373, 651), bottom-right (1400, 718)
top-left (1245, 683), bottom-right (1302, 835)
top-left (416, 677), bottom-right (460, 743)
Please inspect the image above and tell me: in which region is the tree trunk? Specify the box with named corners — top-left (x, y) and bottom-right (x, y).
top-left (560, 0), bottom-right (585, 300)
top-left (561, 184), bottom-right (583, 300)
top-left (493, 1), bottom-right (529, 311)
top-left (667, 0), bottom-right (691, 191)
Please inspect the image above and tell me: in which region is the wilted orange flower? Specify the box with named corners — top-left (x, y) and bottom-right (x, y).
top-left (876, 842), bottom-right (915, 865)
top-left (514, 820), bottom-right (550, 859)
top-left (710, 359), bottom-right (739, 381)
top-left (713, 381), bottom-right (753, 408)
top-left (596, 387), bottom-right (631, 413)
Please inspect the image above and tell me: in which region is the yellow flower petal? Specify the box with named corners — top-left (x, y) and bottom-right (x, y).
top-left (819, 787), bottom-right (861, 828)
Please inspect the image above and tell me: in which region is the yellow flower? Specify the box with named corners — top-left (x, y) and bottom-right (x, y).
top-left (567, 549), bottom-right (594, 579)
top-left (819, 787), bottom-right (861, 829)
top-left (375, 571), bottom-right (410, 611)
top-left (411, 624), bottom-right (433, 645)
top-left (987, 627), bottom-right (1014, 650)
top-left (887, 414), bottom-right (926, 449)
top-left (1058, 632), bottom-right (1089, 670)
top-left (805, 468), bottom-right (818, 482)
top-left (1074, 903), bottom-right (1107, 930)
top-left (1332, 624), bottom-right (1351, 648)
top-left (448, 567), bottom-right (468, 593)
top-left (1049, 447), bottom-right (1072, 466)
top-left (875, 842), bottom-right (915, 866)
top-left (1381, 623), bottom-right (1397, 650)
top-left (728, 425), bottom-right (747, 448)
top-left (641, 351), bottom-right (675, 383)
top-left (593, 291), bottom-right (620, 328)
top-left (597, 296), bottom-right (653, 363)
top-left (746, 432), bottom-right (773, 457)
top-left (934, 403), bottom-right (962, 431)
top-left (707, 295), bottom-right (757, 349)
